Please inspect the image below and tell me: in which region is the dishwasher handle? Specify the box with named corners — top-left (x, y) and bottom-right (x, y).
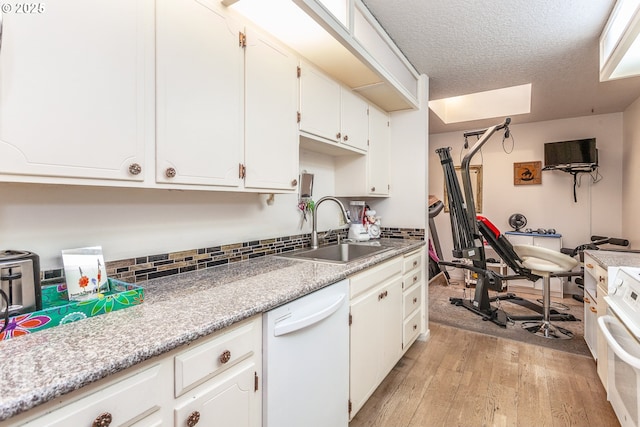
top-left (274, 293), bottom-right (346, 337)
top-left (598, 315), bottom-right (640, 369)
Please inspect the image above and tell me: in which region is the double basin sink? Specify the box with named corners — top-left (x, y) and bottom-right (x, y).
top-left (278, 242), bottom-right (393, 264)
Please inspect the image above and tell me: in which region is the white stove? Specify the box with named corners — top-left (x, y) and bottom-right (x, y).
top-left (607, 267), bottom-right (640, 339)
top-left (600, 267), bottom-right (640, 427)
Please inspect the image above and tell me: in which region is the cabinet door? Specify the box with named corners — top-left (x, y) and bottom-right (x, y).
top-left (367, 105), bottom-right (390, 195)
top-left (244, 28), bottom-right (298, 191)
top-left (380, 277), bottom-right (403, 376)
top-left (174, 361), bottom-right (260, 427)
top-left (299, 64), bottom-right (340, 142)
top-left (156, 0), bottom-right (243, 187)
top-left (583, 290), bottom-right (597, 359)
top-left (0, 0), bottom-right (150, 182)
top-left (596, 283), bottom-right (609, 390)
top-left (349, 285), bottom-right (382, 418)
top-left (340, 89), bottom-right (369, 152)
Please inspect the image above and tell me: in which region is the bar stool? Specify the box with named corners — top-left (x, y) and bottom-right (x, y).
top-left (513, 244), bottom-right (579, 339)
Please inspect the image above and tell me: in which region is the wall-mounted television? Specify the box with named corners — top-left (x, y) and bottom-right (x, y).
top-left (543, 138), bottom-right (597, 170)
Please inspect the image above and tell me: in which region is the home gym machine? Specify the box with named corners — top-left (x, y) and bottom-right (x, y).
top-left (436, 118), bottom-right (578, 328)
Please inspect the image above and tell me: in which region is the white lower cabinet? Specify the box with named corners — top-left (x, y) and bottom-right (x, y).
top-left (349, 256), bottom-right (404, 419)
top-left (173, 316), bottom-right (262, 427)
top-left (21, 363), bottom-right (167, 427)
top-left (583, 253), bottom-right (610, 390)
top-left (4, 316), bottom-right (262, 427)
top-left (3, 251), bottom-right (428, 426)
top-left (173, 360), bottom-right (259, 427)
top-left (583, 288), bottom-right (598, 359)
top-left (402, 249), bottom-right (425, 351)
top-left (348, 249), bottom-right (426, 420)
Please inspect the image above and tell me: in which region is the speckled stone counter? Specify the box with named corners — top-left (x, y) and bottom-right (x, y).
top-left (0, 239), bottom-right (424, 422)
top-left (584, 249), bottom-right (640, 269)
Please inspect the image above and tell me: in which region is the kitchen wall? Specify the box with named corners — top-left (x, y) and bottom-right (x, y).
top-left (429, 113), bottom-right (624, 273)
top-left (373, 75), bottom-right (429, 230)
top-left (0, 152), bottom-right (333, 270)
top-left (623, 96), bottom-right (640, 248)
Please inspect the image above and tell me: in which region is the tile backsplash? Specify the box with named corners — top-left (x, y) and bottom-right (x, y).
top-left (42, 227), bottom-right (424, 285)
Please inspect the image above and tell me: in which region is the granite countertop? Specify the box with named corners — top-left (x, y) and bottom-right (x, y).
top-left (584, 249), bottom-right (640, 269)
top-left (0, 239), bottom-right (424, 421)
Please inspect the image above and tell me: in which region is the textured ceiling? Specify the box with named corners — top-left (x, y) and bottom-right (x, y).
top-left (361, 0), bottom-right (640, 134)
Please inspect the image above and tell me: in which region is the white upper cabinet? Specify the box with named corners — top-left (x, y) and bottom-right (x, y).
top-left (0, 0), bottom-right (152, 182)
top-left (156, 0), bottom-right (244, 188)
top-left (335, 104), bottom-right (390, 197)
top-left (367, 105), bottom-right (390, 195)
top-left (157, 2), bottom-right (297, 192)
top-left (340, 89), bottom-right (369, 152)
top-left (299, 62), bottom-right (369, 154)
top-left (298, 63), bottom-right (341, 143)
top-left (244, 27), bottom-right (299, 192)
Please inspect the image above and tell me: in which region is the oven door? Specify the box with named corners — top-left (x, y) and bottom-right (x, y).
top-left (598, 313), bottom-right (640, 427)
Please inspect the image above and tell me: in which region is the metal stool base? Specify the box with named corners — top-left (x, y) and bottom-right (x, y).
top-left (522, 321), bottom-right (574, 339)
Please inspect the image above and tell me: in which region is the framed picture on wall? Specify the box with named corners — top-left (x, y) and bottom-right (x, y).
top-left (514, 161), bottom-right (542, 185)
top-left (444, 165), bottom-right (482, 213)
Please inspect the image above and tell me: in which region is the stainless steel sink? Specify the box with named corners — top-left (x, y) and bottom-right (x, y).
top-left (278, 243), bottom-right (392, 264)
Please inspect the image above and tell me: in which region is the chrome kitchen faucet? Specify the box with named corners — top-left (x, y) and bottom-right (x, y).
top-left (310, 197), bottom-right (350, 249)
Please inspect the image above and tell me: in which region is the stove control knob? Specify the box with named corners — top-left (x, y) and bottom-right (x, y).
top-left (615, 278), bottom-right (624, 288)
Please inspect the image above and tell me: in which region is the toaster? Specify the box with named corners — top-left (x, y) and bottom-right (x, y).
top-left (0, 250), bottom-right (41, 315)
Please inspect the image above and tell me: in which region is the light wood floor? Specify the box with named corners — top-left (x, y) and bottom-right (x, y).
top-left (350, 322), bottom-right (620, 427)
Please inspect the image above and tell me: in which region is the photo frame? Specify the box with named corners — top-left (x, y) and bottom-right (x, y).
top-left (62, 246), bottom-right (109, 301)
top-left (444, 165), bottom-right (483, 213)
top-left (514, 161), bottom-right (542, 185)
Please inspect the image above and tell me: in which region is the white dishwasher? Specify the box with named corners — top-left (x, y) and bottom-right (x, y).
top-left (263, 279), bottom-right (349, 427)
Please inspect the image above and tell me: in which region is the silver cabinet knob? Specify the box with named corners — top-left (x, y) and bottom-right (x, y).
top-left (165, 167), bottom-right (176, 178)
top-left (291, 179), bottom-right (298, 187)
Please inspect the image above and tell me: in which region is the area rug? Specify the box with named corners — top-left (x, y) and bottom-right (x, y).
top-left (428, 276), bottom-right (591, 357)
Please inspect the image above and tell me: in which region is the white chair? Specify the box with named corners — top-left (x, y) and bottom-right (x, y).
top-left (513, 244), bottom-right (579, 339)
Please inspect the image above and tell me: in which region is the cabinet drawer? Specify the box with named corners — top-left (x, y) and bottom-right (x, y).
top-left (584, 254), bottom-right (597, 279)
top-left (403, 309), bottom-right (421, 349)
top-left (595, 265), bottom-right (608, 288)
top-left (403, 268), bottom-right (422, 290)
top-left (403, 283), bottom-right (421, 318)
top-left (350, 257), bottom-right (402, 299)
top-left (23, 364), bottom-right (163, 427)
top-left (584, 261), bottom-right (607, 288)
top-left (174, 360), bottom-right (259, 427)
top-left (175, 317), bottom-right (261, 397)
top-left (403, 250), bottom-right (422, 274)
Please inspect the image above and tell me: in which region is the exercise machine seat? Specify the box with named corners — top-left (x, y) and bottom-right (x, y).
top-left (513, 244), bottom-right (578, 274)
top-left (513, 244), bottom-right (579, 339)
